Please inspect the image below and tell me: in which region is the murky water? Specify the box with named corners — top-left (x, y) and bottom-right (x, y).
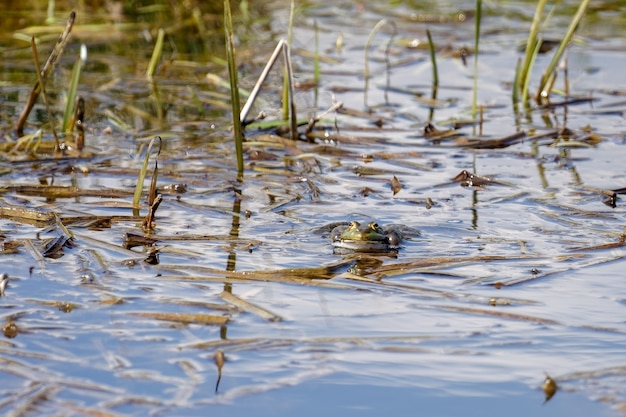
top-left (1, 1), bottom-right (626, 416)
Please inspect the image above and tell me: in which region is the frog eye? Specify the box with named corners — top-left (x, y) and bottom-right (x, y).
top-left (368, 222), bottom-right (382, 232)
top-left (350, 221), bottom-right (360, 229)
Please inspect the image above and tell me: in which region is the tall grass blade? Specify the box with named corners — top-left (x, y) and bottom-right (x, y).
top-left (146, 28), bottom-right (164, 80)
top-left (143, 138), bottom-right (162, 231)
top-left (284, 43), bottom-right (298, 141)
top-left (46, 0), bottom-right (55, 24)
top-left (62, 44), bottom-right (85, 133)
top-left (426, 29), bottom-right (438, 122)
top-left (512, 57), bottom-right (522, 111)
top-left (521, 37), bottom-right (541, 106)
top-left (518, 0), bottom-right (546, 102)
top-left (313, 19), bottom-right (320, 106)
top-left (536, 0), bottom-right (590, 103)
top-left (224, 0), bottom-right (244, 179)
top-left (282, 0), bottom-right (295, 121)
top-left (471, 0), bottom-right (482, 125)
top-left (15, 11), bottom-right (75, 137)
top-left (133, 136), bottom-right (161, 212)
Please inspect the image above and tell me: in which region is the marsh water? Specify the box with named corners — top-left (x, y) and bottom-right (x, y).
top-left (1, 1), bottom-right (626, 416)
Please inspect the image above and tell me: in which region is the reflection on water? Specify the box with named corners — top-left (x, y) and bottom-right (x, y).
top-left (1, 0), bottom-right (626, 416)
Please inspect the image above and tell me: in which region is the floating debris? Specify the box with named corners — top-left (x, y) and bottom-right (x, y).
top-left (0, 273), bottom-right (8, 297)
top-left (543, 374), bottom-right (558, 403)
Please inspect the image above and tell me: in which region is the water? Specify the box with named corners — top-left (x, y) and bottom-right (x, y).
top-left (1, 0), bottom-right (626, 415)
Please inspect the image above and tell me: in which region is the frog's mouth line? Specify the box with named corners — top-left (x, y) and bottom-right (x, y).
top-left (333, 239), bottom-right (399, 252)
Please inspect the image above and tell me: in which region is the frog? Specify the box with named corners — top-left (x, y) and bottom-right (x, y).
top-left (330, 221), bottom-right (402, 253)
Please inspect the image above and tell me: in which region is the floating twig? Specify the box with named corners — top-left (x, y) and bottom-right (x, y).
top-left (131, 312), bottom-right (229, 326)
top-left (220, 291), bottom-right (283, 322)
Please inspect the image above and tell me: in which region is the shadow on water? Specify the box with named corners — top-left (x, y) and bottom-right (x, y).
top-left (1, 0), bottom-right (626, 415)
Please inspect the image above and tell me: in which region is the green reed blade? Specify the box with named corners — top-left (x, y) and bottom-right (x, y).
top-left (282, 0), bottom-right (295, 122)
top-left (426, 29), bottom-right (438, 93)
top-left (426, 29), bottom-right (438, 122)
top-left (15, 11), bottom-right (75, 137)
top-left (30, 37), bottom-right (60, 149)
top-left (133, 136), bottom-right (161, 211)
top-left (146, 28), bottom-right (164, 80)
top-left (521, 37), bottom-right (541, 106)
top-left (512, 57), bottom-right (522, 109)
top-left (313, 20), bottom-right (320, 90)
top-left (471, 0), bottom-right (482, 123)
top-left (536, 0), bottom-right (590, 102)
top-left (224, 0), bottom-right (244, 179)
top-left (518, 0), bottom-right (546, 101)
top-left (62, 44), bottom-right (84, 132)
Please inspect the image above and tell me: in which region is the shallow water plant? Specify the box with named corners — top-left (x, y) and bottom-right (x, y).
top-left (62, 44), bottom-right (85, 134)
top-left (535, 0), bottom-right (590, 103)
top-left (224, 0), bottom-right (244, 179)
top-left (238, 39), bottom-right (297, 140)
top-left (426, 29), bottom-right (438, 122)
top-left (516, 0), bottom-right (590, 106)
top-left (15, 11), bottom-right (75, 138)
top-left (471, 0), bottom-right (481, 125)
top-left (30, 36), bottom-right (59, 148)
top-left (517, 0), bottom-right (546, 106)
top-left (133, 136), bottom-right (161, 215)
top-left (363, 19), bottom-right (397, 109)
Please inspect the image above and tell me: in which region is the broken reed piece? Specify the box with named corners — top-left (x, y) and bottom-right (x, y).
top-left (15, 11), bottom-right (76, 137)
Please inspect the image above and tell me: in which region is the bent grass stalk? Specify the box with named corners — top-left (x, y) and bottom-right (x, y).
top-left (16, 11), bottom-right (75, 137)
top-left (224, 0), bottom-right (244, 178)
top-left (239, 39), bottom-right (297, 140)
top-left (30, 37), bottom-right (60, 149)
